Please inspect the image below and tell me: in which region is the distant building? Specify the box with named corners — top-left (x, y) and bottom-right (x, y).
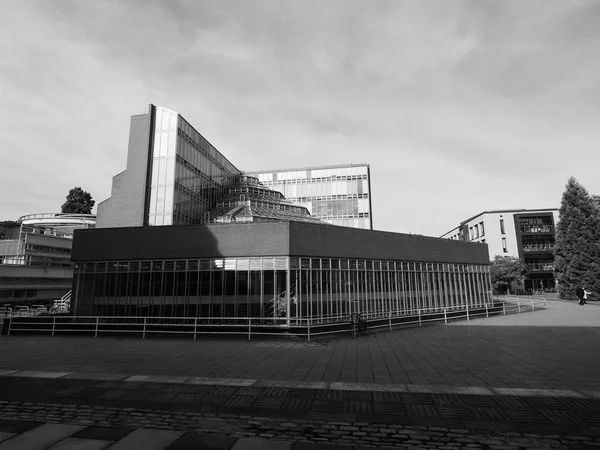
top-left (440, 209), bottom-right (559, 292)
top-left (0, 213), bottom-right (95, 304)
top-left (246, 165), bottom-right (373, 229)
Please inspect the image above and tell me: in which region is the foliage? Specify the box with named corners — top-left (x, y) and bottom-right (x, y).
top-left (554, 178), bottom-right (600, 299)
top-left (490, 255), bottom-right (528, 295)
top-left (0, 220), bottom-right (19, 227)
top-left (61, 187), bottom-right (95, 214)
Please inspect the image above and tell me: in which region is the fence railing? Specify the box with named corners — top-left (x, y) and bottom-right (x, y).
top-left (2, 298), bottom-right (546, 341)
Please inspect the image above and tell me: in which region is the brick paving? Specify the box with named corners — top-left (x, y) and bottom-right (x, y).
top-left (0, 298), bottom-right (599, 448)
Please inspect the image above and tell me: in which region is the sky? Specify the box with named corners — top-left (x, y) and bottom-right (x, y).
top-left (1, 0), bottom-right (599, 237)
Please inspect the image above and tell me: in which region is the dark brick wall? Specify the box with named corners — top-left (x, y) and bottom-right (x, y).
top-left (288, 222), bottom-right (489, 264)
top-left (73, 221), bottom-right (488, 265)
top-left (72, 222), bottom-right (290, 261)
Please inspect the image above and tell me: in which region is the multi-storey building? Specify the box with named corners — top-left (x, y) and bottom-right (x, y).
top-left (0, 213), bottom-right (95, 303)
top-left (441, 209), bottom-right (559, 292)
top-left (75, 104), bottom-right (492, 324)
top-left (245, 164), bottom-right (373, 229)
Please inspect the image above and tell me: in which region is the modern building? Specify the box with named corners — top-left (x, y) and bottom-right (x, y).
top-left (72, 222), bottom-right (491, 322)
top-left (97, 106), bottom-right (243, 228)
top-left (0, 213), bottom-right (96, 304)
top-left (246, 165), bottom-right (373, 229)
top-left (76, 104), bottom-right (492, 325)
top-left (440, 209), bottom-right (559, 292)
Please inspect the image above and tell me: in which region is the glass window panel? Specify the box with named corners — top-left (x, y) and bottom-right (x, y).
top-left (156, 187), bottom-right (165, 213)
top-left (158, 159), bottom-right (167, 185)
top-left (168, 132), bottom-right (177, 157)
top-left (160, 133), bottom-right (169, 157)
top-left (166, 159), bottom-right (175, 185)
top-left (169, 112), bottom-right (178, 130)
top-left (151, 159), bottom-right (159, 186)
top-left (164, 187), bottom-right (174, 213)
top-left (153, 133), bottom-right (161, 157)
top-left (155, 109), bottom-right (163, 131)
top-left (161, 110), bottom-right (170, 130)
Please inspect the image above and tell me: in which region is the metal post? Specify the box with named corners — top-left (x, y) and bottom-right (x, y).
top-left (518, 301), bottom-right (521, 313)
top-left (485, 304), bottom-right (489, 318)
top-left (444, 308), bottom-right (447, 324)
top-left (389, 311), bottom-right (392, 331)
top-left (466, 304), bottom-right (470, 321)
top-left (143, 317), bottom-right (147, 339)
top-left (503, 302), bottom-right (506, 315)
top-left (94, 317), bottom-right (99, 338)
top-left (418, 310), bottom-right (422, 327)
top-left (52, 316), bottom-right (56, 336)
top-left (194, 318), bottom-right (197, 340)
top-left (307, 318), bottom-right (311, 342)
top-left (6, 317), bottom-right (11, 336)
top-left (248, 317), bottom-right (251, 341)
top-left (531, 300), bottom-right (534, 311)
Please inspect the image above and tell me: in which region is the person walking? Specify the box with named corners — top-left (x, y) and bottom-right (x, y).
top-left (583, 287), bottom-right (592, 305)
top-left (575, 286), bottom-right (585, 305)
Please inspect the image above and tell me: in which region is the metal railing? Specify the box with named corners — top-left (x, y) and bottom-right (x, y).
top-left (3, 298), bottom-right (546, 341)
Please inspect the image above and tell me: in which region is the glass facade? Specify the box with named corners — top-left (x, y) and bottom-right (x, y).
top-left (248, 165), bottom-right (372, 229)
top-left (73, 257), bottom-right (491, 322)
top-left (147, 107), bottom-right (242, 226)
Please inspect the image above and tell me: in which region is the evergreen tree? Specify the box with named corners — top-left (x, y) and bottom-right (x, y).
top-left (554, 178), bottom-right (600, 299)
top-left (61, 187), bottom-right (95, 214)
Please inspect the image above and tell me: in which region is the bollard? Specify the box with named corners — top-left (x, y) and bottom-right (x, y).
top-left (444, 308), bottom-right (447, 324)
top-left (518, 302), bottom-right (521, 313)
top-left (248, 317), bottom-right (251, 341)
top-left (52, 316), bottom-right (56, 337)
top-left (194, 317), bottom-right (197, 340)
top-left (485, 304), bottom-right (489, 318)
top-left (531, 300), bottom-right (534, 311)
top-left (143, 317), bottom-right (147, 339)
top-left (503, 303), bottom-right (506, 315)
top-left (418, 310), bottom-right (422, 327)
top-left (389, 311), bottom-right (392, 331)
top-left (307, 319), bottom-right (311, 342)
top-left (466, 304), bottom-right (470, 321)
top-left (94, 317), bottom-right (99, 338)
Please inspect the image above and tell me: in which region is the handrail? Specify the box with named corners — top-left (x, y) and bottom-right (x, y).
top-left (4, 299), bottom-right (547, 340)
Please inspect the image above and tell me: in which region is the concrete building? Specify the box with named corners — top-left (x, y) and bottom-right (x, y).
top-left (245, 165), bottom-right (373, 229)
top-left (0, 213), bottom-right (95, 304)
top-left (440, 209), bottom-right (559, 292)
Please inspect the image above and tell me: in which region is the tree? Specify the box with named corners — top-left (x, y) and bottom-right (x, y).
top-left (61, 187), bottom-right (95, 214)
top-left (554, 177), bottom-right (600, 299)
top-left (490, 255), bottom-right (528, 295)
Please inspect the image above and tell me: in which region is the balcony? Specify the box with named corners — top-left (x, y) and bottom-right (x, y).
top-left (526, 263), bottom-right (554, 272)
top-left (522, 244), bottom-right (555, 253)
top-left (519, 225), bottom-right (553, 234)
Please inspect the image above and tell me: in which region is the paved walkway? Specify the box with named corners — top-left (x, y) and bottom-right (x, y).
top-left (0, 297), bottom-right (599, 448)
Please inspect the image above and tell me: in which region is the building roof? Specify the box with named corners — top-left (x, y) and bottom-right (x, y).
top-left (244, 163), bottom-right (369, 174)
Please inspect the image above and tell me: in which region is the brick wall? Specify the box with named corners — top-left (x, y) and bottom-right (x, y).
top-left (73, 221), bottom-right (488, 265)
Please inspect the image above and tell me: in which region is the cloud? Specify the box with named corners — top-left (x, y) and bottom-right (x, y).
top-left (1, 0), bottom-right (599, 237)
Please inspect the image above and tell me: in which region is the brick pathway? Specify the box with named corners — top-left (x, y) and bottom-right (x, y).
top-left (0, 298), bottom-right (599, 448)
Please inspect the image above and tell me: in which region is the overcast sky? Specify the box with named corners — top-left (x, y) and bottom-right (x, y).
top-left (1, 0), bottom-right (599, 237)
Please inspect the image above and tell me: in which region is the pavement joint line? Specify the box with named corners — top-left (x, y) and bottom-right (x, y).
top-left (1, 370), bottom-right (599, 400)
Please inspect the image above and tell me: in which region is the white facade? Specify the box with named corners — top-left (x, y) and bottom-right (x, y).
top-left (441, 209), bottom-right (559, 260)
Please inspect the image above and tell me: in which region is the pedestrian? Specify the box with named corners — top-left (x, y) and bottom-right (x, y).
top-left (575, 286), bottom-right (584, 305)
top-left (583, 287), bottom-right (592, 305)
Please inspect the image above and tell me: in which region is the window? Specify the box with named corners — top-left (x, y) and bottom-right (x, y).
top-left (500, 219), bottom-right (505, 235)
top-left (502, 237), bottom-right (508, 253)
top-left (475, 224), bottom-right (479, 238)
top-left (480, 221), bottom-right (485, 236)
top-left (469, 227), bottom-right (474, 240)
